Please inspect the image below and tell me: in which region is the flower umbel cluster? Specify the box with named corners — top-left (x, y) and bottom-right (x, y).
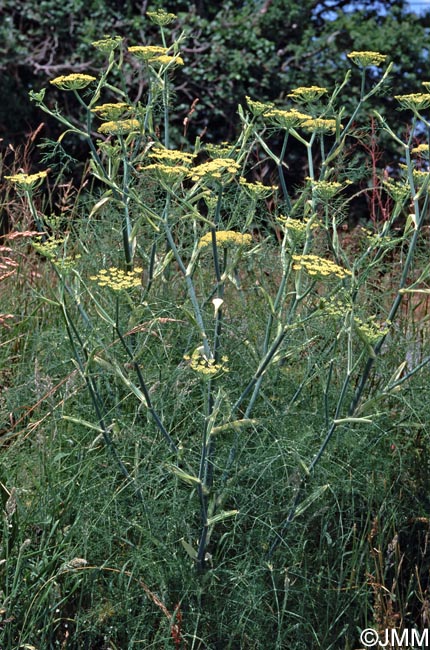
top-left (301, 118), bottom-right (339, 134)
top-left (292, 254), bottom-right (351, 279)
top-left (50, 74), bottom-right (97, 90)
top-left (394, 93), bottom-right (430, 111)
top-left (198, 231), bottom-right (253, 251)
top-left (354, 315), bottom-right (389, 345)
top-left (90, 267), bottom-right (143, 291)
top-left (91, 36), bottom-right (122, 53)
top-left (288, 86), bottom-right (328, 102)
top-left (98, 119), bottom-right (140, 135)
top-left (347, 51), bottom-right (387, 67)
top-left (307, 178), bottom-right (345, 200)
top-left (246, 96), bottom-right (275, 117)
top-left (5, 171), bottom-right (48, 190)
top-left (91, 103), bottom-right (132, 120)
top-left (184, 348), bottom-right (229, 376)
top-left (146, 9), bottom-right (177, 25)
top-left (265, 108), bottom-right (311, 130)
top-left (276, 216), bottom-right (319, 242)
top-left (239, 177), bottom-right (278, 198)
top-left (382, 178), bottom-right (410, 203)
top-left (149, 147), bottom-right (196, 165)
top-left (191, 158), bottom-right (240, 182)
top-left (141, 163), bottom-right (189, 182)
top-left (411, 144), bottom-right (430, 158)
top-left (128, 45), bottom-right (184, 66)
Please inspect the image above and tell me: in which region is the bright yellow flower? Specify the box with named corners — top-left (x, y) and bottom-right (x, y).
top-left (5, 170), bottom-right (48, 190)
top-left (347, 51), bottom-right (387, 67)
top-left (50, 74), bottom-right (96, 90)
top-left (146, 10), bottom-right (177, 25)
top-left (97, 119), bottom-right (140, 135)
top-left (292, 254), bottom-right (351, 279)
top-left (198, 230), bottom-right (252, 251)
top-left (191, 158), bottom-right (240, 182)
top-left (394, 93), bottom-right (430, 111)
top-left (90, 267), bottom-right (143, 291)
top-left (265, 108), bottom-right (311, 129)
top-left (91, 36), bottom-right (122, 53)
top-left (301, 118), bottom-right (339, 134)
top-left (128, 45), bottom-right (168, 61)
top-left (288, 86), bottom-right (328, 102)
top-left (91, 103), bottom-right (132, 120)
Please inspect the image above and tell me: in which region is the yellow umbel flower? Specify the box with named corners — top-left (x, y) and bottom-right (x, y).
top-left (301, 118), bottom-right (339, 134)
top-left (141, 163), bottom-right (189, 181)
top-left (184, 347), bottom-right (229, 377)
top-left (292, 254), bottom-right (351, 279)
top-left (191, 158), bottom-right (240, 182)
top-left (146, 9), bottom-right (177, 25)
top-left (239, 177), bottom-right (278, 198)
top-left (50, 74), bottom-right (96, 90)
top-left (265, 108), bottom-right (311, 129)
top-left (152, 54), bottom-right (184, 66)
top-left (91, 103), bottom-right (132, 120)
top-left (90, 267), bottom-right (143, 291)
top-left (307, 178), bottom-right (345, 199)
top-left (246, 96), bottom-right (275, 116)
top-left (288, 86), bottom-right (328, 102)
top-left (276, 216), bottom-right (318, 241)
top-left (394, 93), bottom-right (430, 111)
top-left (149, 147), bottom-right (195, 165)
top-left (354, 315), bottom-right (389, 345)
top-left (91, 36), bottom-right (122, 52)
top-left (32, 234), bottom-right (82, 272)
top-left (347, 51), bottom-right (387, 67)
top-left (198, 230), bottom-right (252, 251)
top-left (382, 178), bottom-right (410, 202)
top-left (128, 45), bottom-right (168, 61)
top-left (97, 119), bottom-right (140, 135)
top-left (411, 143), bottom-right (430, 158)
top-left (5, 170), bottom-right (48, 190)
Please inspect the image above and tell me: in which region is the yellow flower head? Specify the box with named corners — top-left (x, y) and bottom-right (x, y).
top-left (146, 9), bottom-right (177, 25)
top-left (91, 103), bottom-right (132, 120)
top-left (90, 266), bottom-right (143, 291)
top-left (288, 86), bottom-right (328, 102)
top-left (191, 158), bottom-right (240, 182)
top-left (265, 108), bottom-right (311, 130)
top-left (246, 96), bottom-right (275, 117)
top-left (347, 51), bottom-right (387, 67)
top-left (152, 54), bottom-right (184, 67)
top-left (32, 236), bottom-right (65, 259)
top-left (97, 119), bottom-right (140, 135)
top-left (354, 315), bottom-right (389, 345)
top-left (239, 177), bottom-right (278, 198)
top-left (382, 178), bottom-right (410, 202)
top-left (394, 93), bottom-right (430, 111)
top-left (50, 73), bottom-right (97, 90)
top-left (301, 118), bottom-right (339, 134)
top-left (5, 170), bottom-right (48, 190)
top-left (292, 254), bottom-right (351, 279)
top-left (140, 163), bottom-right (189, 182)
top-left (198, 230), bottom-right (252, 251)
top-left (184, 347), bottom-right (229, 377)
top-left (149, 147), bottom-right (196, 165)
top-left (276, 216), bottom-right (318, 241)
top-left (91, 35), bottom-right (122, 53)
top-left (411, 143), bottom-right (430, 158)
top-left (307, 178), bottom-right (345, 200)
top-left (128, 45), bottom-right (168, 61)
